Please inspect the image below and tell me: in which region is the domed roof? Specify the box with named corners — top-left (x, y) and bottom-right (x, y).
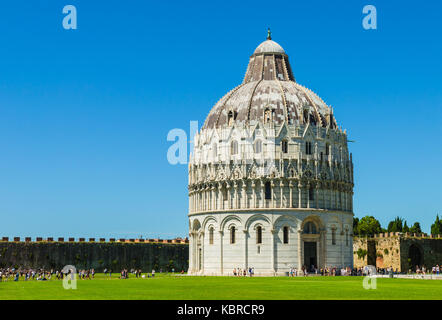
top-left (253, 39), bottom-right (285, 55)
top-left (202, 32), bottom-right (337, 130)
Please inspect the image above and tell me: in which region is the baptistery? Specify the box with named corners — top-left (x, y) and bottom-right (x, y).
top-left (188, 31), bottom-right (354, 276)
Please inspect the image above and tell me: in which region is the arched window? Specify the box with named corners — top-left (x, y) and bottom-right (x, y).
top-left (264, 108), bottom-right (272, 123)
top-left (303, 109), bottom-right (309, 123)
top-left (213, 143), bottom-right (217, 157)
top-left (231, 141), bottom-right (238, 155)
top-left (325, 143), bottom-right (330, 156)
top-left (222, 183), bottom-right (228, 200)
top-left (345, 229), bottom-right (349, 246)
top-left (265, 181), bottom-right (271, 200)
top-left (309, 187), bottom-right (314, 201)
top-left (228, 111), bottom-right (234, 126)
top-left (230, 226), bottom-right (236, 244)
top-left (282, 140), bottom-right (288, 153)
top-left (209, 227), bottom-right (214, 245)
top-left (305, 142), bottom-right (312, 155)
top-left (332, 228), bottom-right (336, 245)
top-left (256, 226), bottom-right (262, 244)
top-left (303, 222), bottom-right (318, 234)
top-left (254, 139), bottom-right (262, 153)
top-left (283, 226), bottom-right (289, 244)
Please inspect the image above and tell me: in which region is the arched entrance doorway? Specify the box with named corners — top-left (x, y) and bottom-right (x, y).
top-left (301, 221), bottom-right (322, 272)
top-left (304, 242), bottom-right (317, 271)
top-left (408, 244), bottom-right (422, 271)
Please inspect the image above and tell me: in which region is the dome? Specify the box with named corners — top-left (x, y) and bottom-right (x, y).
top-left (202, 34), bottom-right (337, 130)
top-left (253, 39), bottom-right (285, 54)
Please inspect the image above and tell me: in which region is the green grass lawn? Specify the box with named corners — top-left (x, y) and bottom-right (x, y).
top-left (1, 273), bottom-right (442, 300)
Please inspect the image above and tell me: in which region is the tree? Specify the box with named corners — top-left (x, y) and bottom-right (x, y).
top-left (409, 222), bottom-right (422, 234)
top-left (403, 221), bottom-right (409, 233)
top-left (353, 217), bottom-right (360, 236)
top-left (431, 215), bottom-right (442, 235)
top-left (357, 216), bottom-right (383, 237)
top-left (387, 216), bottom-right (403, 233)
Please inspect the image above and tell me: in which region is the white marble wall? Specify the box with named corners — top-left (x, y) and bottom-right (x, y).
top-left (188, 211), bottom-right (354, 276)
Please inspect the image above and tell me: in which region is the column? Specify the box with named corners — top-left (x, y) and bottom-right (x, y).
top-left (260, 180), bottom-right (265, 208)
top-left (280, 180), bottom-right (284, 208)
top-left (316, 241), bottom-right (320, 269)
top-left (307, 183), bottom-right (310, 209)
top-left (243, 230), bottom-right (248, 270)
top-left (298, 182), bottom-right (302, 208)
top-left (323, 188), bottom-right (326, 210)
top-left (252, 181), bottom-right (256, 209)
top-left (289, 181), bottom-right (293, 208)
top-left (237, 183), bottom-right (240, 209)
top-left (271, 229), bottom-right (276, 274)
top-left (242, 181), bottom-right (247, 209)
top-left (321, 230), bottom-right (326, 268)
top-left (200, 231), bottom-right (205, 272)
top-left (211, 186), bottom-right (215, 211)
top-left (233, 182), bottom-right (238, 209)
top-left (206, 188), bottom-right (209, 211)
top-left (193, 231), bottom-right (198, 273)
top-left (227, 184), bottom-right (231, 210)
top-left (340, 228), bottom-right (344, 267)
top-left (315, 185), bottom-right (319, 209)
top-left (206, 187), bottom-right (209, 210)
top-left (219, 231), bottom-right (224, 275)
top-left (188, 232), bottom-right (194, 273)
top-left (298, 230), bottom-right (303, 270)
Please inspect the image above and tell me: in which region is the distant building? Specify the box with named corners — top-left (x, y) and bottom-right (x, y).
top-left (188, 31), bottom-right (354, 276)
top-left (354, 233), bottom-right (442, 272)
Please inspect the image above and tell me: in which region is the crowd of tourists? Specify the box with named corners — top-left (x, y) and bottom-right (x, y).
top-left (117, 269), bottom-right (144, 279)
top-left (0, 267), bottom-right (156, 281)
top-left (0, 267), bottom-right (79, 282)
top-left (0, 266), bottom-right (186, 282)
top-left (232, 267), bottom-right (255, 276)
top-left (229, 265), bottom-right (442, 277)
top-left (413, 265), bottom-right (440, 275)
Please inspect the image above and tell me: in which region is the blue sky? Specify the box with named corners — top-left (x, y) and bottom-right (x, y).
top-left (0, 0), bottom-right (441, 239)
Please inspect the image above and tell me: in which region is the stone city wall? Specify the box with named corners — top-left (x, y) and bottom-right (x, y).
top-left (0, 237), bottom-right (189, 272)
top-left (353, 233), bottom-right (442, 272)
